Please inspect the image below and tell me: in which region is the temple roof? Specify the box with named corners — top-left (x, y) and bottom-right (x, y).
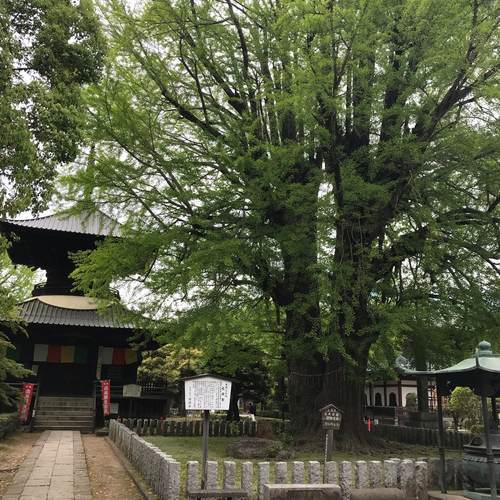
top-left (397, 341), bottom-right (500, 396)
top-left (399, 341), bottom-right (500, 377)
top-left (3, 210), bottom-right (120, 237)
top-left (19, 296), bottom-right (134, 329)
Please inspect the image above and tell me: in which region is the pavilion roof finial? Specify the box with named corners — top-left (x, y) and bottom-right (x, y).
top-left (477, 340), bottom-right (493, 357)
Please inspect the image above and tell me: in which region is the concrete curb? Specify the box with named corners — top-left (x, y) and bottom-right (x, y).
top-left (105, 436), bottom-right (158, 500)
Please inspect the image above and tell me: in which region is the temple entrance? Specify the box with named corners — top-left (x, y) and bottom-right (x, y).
top-left (39, 363), bottom-right (95, 396)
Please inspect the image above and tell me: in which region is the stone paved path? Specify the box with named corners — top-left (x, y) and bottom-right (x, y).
top-left (2, 431), bottom-right (92, 500)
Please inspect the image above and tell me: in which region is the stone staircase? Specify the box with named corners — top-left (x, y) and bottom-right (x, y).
top-left (32, 396), bottom-right (95, 433)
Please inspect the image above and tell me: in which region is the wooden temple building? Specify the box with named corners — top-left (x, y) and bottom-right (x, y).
top-left (1, 211), bottom-right (166, 431)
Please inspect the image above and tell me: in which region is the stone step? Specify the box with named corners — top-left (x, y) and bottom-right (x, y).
top-left (35, 409), bottom-right (94, 417)
top-left (428, 492), bottom-right (467, 499)
top-left (37, 400), bottom-right (93, 408)
top-left (38, 397), bottom-right (93, 405)
top-left (34, 417), bottom-right (94, 425)
top-left (32, 424), bottom-right (93, 433)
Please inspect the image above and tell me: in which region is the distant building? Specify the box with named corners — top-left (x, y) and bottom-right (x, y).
top-left (1, 211), bottom-right (167, 430)
top-left (365, 378), bottom-right (420, 408)
top-left (364, 377), bottom-right (438, 428)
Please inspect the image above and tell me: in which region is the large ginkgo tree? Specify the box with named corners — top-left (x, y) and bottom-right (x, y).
top-left (69, 0), bottom-right (499, 436)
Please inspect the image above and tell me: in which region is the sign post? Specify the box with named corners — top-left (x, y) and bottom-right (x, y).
top-left (183, 374), bottom-right (233, 488)
top-left (319, 404), bottom-right (342, 481)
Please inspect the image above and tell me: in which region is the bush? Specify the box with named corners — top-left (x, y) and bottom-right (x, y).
top-left (0, 413), bottom-right (19, 440)
top-left (405, 393), bottom-right (418, 410)
top-left (447, 387), bottom-right (481, 431)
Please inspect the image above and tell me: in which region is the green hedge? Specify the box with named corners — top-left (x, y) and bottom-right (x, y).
top-left (0, 413), bottom-right (19, 440)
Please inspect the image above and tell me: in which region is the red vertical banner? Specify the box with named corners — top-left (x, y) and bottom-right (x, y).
top-left (18, 383), bottom-right (35, 423)
top-left (100, 379), bottom-right (111, 416)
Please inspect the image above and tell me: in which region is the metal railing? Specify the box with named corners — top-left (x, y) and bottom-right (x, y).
top-left (93, 380), bottom-right (169, 398)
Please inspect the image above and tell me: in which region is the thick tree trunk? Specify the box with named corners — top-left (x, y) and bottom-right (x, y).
top-left (283, 287), bottom-right (324, 433)
top-left (278, 164), bottom-right (324, 434)
top-left (323, 217), bottom-right (378, 440)
top-left (226, 387), bottom-right (240, 421)
top-left (414, 332), bottom-right (429, 412)
top-left (287, 357), bottom-right (324, 433)
top-left (321, 338), bottom-right (372, 440)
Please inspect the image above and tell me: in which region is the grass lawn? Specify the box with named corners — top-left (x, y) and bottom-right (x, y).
top-left (145, 434), bottom-right (461, 495)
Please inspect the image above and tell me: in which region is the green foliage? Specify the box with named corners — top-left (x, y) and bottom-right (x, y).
top-left (65, 0), bottom-right (499, 431)
top-left (0, 0), bottom-right (105, 215)
top-left (447, 387), bottom-right (482, 432)
top-left (0, 0), bottom-right (104, 408)
top-left (405, 393), bottom-right (417, 411)
top-left (0, 247), bottom-right (34, 409)
top-left (137, 344), bottom-right (202, 393)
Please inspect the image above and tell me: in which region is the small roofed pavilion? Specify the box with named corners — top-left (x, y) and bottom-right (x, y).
top-left (400, 340), bottom-right (500, 499)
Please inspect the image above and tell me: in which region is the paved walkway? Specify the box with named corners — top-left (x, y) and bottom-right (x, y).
top-left (3, 431), bottom-right (91, 500)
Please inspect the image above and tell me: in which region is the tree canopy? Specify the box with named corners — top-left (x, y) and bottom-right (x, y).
top-left (0, 0), bottom-right (105, 406)
top-left (68, 0), bottom-right (499, 435)
top-left (0, 0), bottom-right (105, 215)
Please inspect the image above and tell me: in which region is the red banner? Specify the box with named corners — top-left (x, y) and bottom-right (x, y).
top-left (18, 383), bottom-right (35, 423)
top-left (100, 379), bottom-right (111, 416)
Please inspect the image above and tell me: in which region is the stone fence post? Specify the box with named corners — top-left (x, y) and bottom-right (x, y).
top-left (340, 461), bottom-right (352, 500)
top-left (110, 420), bottom-right (437, 500)
top-left (416, 460), bottom-right (428, 500)
top-left (258, 462), bottom-right (270, 500)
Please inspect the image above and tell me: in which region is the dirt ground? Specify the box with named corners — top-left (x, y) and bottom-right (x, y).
top-left (0, 431), bottom-right (41, 497)
top-left (82, 434), bottom-right (144, 499)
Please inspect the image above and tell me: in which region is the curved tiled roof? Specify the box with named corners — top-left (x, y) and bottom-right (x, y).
top-left (19, 297), bottom-right (134, 329)
top-left (4, 210), bottom-right (120, 237)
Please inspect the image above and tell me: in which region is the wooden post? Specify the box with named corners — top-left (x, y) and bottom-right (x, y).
top-left (481, 377), bottom-right (497, 499)
top-left (436, 382), bottom-right (447, 493)
top-left (327, 429), bottom-right (334, 461)
top-left (201, 409), bottom-right (209, 489)
top-left (492, 397), bottom-right (499, 432)
top-left (323, 429), bottom-right (334, 481)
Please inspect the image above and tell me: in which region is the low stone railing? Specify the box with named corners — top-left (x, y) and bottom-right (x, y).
top-left (109, 420), bottom-right (462, 499)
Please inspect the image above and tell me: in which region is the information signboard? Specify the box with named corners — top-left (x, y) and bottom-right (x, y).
top-left (184, 375), bottom-right (232, 411)
top-left (123, 384), bottom-right (142, 398)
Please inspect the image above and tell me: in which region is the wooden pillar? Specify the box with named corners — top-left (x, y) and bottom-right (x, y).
top-left (492, 397), bottom-right (499, 432)
top-left (481, 377), bottom-right (497, 499)
top-left (436, 381), bottom-right (447, 494)
top-left (201, 410), bottom-right (209, 489)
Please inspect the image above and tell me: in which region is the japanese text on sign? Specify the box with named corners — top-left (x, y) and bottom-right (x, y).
top-left (18, 383), bottom-right (35, 423)
top-left (184, 377), bottom-right (232, 410)
top-left (100, 379), bottom-right (111, 416)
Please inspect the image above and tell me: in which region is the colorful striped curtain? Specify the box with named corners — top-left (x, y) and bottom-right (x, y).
top-left (33, 344), bottom-right (88, 364)
top-left (33, 344), bottom-right (137, 365)
top-left (99, 346), bottom-right (137, 366)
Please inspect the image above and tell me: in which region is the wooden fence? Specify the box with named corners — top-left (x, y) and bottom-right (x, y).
top-left (372, 423), bottom-right (473, 449)
top-left (117, 416), bottom-right (267, 437)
